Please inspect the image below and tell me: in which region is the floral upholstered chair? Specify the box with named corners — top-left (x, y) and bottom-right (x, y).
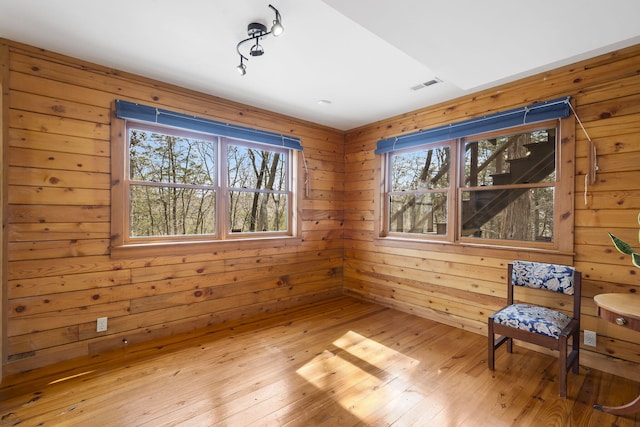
top-left (488, 261), bottom-right (582, 397)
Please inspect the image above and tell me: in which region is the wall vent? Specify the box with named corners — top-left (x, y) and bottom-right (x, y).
top-left (411, 78), bottom-right (442, 91)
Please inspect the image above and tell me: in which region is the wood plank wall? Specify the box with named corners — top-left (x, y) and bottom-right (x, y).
top-left (0, 39), bottom-right (345, 375)
top-left (2, 36), bottom-right (639, 381)
top-left (343, 44), bottom-right (640, 381)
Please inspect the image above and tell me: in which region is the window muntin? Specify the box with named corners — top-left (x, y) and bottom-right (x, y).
top-left (382, 121), bottom-right (566, 248)
top-left (123, 122), bottom-right (294, 243)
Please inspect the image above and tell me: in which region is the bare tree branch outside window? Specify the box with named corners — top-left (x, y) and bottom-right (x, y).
top-left (129, 128), bottom-right (216, 237)
top-left (126, 125), bottom-right (291, 239)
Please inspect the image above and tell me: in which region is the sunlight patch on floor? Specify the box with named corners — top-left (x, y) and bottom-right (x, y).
top-left (296, 330), bottom-right (419, 420)
top-left (333, 330), bottom-right (418, 371)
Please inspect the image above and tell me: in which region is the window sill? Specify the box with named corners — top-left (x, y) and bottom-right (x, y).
top-left (110, 236), bottom-right (303, 259)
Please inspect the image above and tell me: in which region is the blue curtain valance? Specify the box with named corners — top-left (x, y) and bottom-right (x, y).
top-left (375, 96), bottom-right (571, 154)
top-left (115, 100), bottom-right (302, 151)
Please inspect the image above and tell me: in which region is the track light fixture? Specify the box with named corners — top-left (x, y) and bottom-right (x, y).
top-left (236, 4), bottom-right (284, 76)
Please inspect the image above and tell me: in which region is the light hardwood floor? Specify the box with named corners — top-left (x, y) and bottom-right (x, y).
top-left (1, 296), bottom-right (638, 426)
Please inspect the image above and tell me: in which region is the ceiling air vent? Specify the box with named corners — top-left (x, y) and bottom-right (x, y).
top-left (411, 78), bottom-right (442, 91)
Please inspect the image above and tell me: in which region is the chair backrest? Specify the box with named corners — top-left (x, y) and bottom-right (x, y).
top-left (511, 260), bottom-right (576, 295)
top-left (508, 260), bottom-right (582, 320)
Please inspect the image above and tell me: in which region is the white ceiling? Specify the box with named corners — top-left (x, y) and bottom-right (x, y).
top-left (1, 0), bottom-right (640, 130)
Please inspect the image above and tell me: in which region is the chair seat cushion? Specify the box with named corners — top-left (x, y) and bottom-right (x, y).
top-left (493, 304), bottom-right (572, 339)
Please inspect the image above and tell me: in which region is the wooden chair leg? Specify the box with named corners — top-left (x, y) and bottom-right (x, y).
top-left (488, 319), bottom-right (495, 370)
top-left (571, 332), bottom-right (580, 374)
top-left (506, 337), bottom-right (513, 354)
top-left (559, 336), bottom-right (568, 398)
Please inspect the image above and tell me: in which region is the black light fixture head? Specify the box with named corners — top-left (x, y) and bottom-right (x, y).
top-left (269, 4), bottom-right (284, 36)
top-left (236, 4), bottom-right (284, 76)
top-left (237, 56), bottom-right (247, 76)
top-left (250, 43), bottom-right (264, 57)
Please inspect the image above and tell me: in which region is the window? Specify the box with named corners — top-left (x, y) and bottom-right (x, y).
top-left (111, 101), bottom-right (301, 253)
top-left (460, 125), bottom-right (558, 242)
top-left (388, 143), bottom-right (452, 235)
top-left (128, 124), bottom-right (217, 238)
top-left (226, 141), bottom-right (289, 233)
top-left (377, 98), bottom-right (575, 251)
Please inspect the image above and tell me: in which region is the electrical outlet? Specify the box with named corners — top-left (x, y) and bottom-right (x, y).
top-left (96, 317), bottom-right (108, 332)
top-left (584, 330), bottom-right (596, 347)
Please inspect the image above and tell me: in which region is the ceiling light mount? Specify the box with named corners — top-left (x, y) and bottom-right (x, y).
top-left (236, 4), bottom-right (284, 76)
top-left (247, 22), bottom-right (268, 38)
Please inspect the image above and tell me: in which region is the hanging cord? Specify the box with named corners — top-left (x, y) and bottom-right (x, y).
top-left (301, 150), bottom-right (310, 198)
top-left (568, 102), bottom-right (598, 205)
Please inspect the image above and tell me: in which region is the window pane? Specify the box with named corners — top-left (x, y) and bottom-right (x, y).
top-left (389, 193), bottom-right (447, 234)
top-left (129, 129), bottom-right (216, 185)
top-left (228, 145), bottom-right (286, 191)
top-left (229, 191), bottom-right (288, 232)
top-left (130, 185), bottom-right (216, 237)
top-left (391, 146), bottom-right (450, 191)
top-left (463, 128), bottom-right (555, 187)
top-left (461, 187), bottom-right (554, 241)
